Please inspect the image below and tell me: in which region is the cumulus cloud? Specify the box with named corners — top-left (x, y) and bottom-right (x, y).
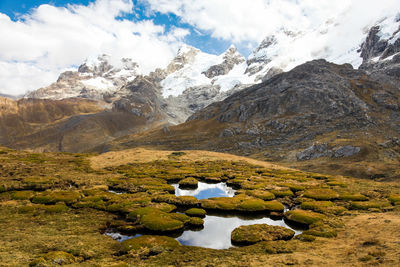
top-left (0, 0), bottom-right (188, 95)
top-left (143, 0), bottom-right (400, 54)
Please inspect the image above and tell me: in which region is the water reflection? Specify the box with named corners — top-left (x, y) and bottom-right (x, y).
top-left (176, 214), bottom-right (303, 249)
top-left (172, 182), bottom-right (236, 199)
top-left (104, 231), bottom-right (141, 242)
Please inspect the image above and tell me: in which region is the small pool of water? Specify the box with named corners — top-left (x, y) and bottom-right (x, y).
top-left (172, 182), bottom-right (236, 199)
top-left (177, 214), bottom-right (303, 249)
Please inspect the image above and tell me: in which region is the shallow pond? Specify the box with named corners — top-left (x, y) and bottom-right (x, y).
top-left (177, 213), bottom-right (303, 249)
top-left (107, 181), bottom-right (303, 249)
top-left (172, 182), bottom-right (236, 199)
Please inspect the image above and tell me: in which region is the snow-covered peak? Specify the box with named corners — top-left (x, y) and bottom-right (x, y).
top-left (161, 45), bottom-right (252, 98)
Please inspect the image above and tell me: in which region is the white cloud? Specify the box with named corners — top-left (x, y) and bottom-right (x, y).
top-left (0, 0), bottom-right (188, 95)
top-left (143, 0), bottom-right (400, 52)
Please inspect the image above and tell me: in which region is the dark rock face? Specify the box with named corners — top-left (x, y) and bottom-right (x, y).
top-left (183, 59), bottom-right (400, 159)
top-left (203, 46), bottom-right (245, 78)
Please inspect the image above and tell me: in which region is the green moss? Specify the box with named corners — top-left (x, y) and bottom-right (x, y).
top-left (339, 193), bottom-right (368, 201)
top-left (231, 224), bottom-right (295, 245)
top-left (188, 217), bottom-right (204, 226)
top-left (299, 201), bottom-right (347, 214)
top-left (284, 210), bottom-right (326, 225)
top-left (10, 191), bottom-right (35, 200)
top-left (270, 188), bottom-right (294, 197)
top-left (185, 208), bottom-right (206, 218)
top-left (201, 197), bottom-right (238, 211)
top-left (304, 224), bottom-right (337, 238)
top-left (237, 198), bottom-right (267, 212)
top-left (388, 194), bottom-right (400, 205)
top-left (31, 191), bottom-right (81, 205)
top-left (327, 181), bottom-right (347, 188)
top-left (349, 201), bottom-right (392, 210)
top-left (140, 213), bottom-right (184, 232)
top-left (279, 183), bottom-right (306, 192)
top-left (303, 189), bottom-right (339, 200)
top-left (294, 234), bottom-right (316, 242)
top-left (264, 201), bottom-right (285, 212)
top-left (246, 190), bottom-right (275, 200)
top-left (178, 177), bottom-right (198, 188)
top-left (120, 235), bottom-right (180, 253)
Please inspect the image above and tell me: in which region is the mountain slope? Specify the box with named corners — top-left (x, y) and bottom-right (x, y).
top-left (104, 59), bottom-right (400, 180)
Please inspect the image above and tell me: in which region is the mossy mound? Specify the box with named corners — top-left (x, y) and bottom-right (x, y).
top-left (30, 251), bottom-right (76, 266)
top-left (300, 201), bottom-right (346, 215)
top-left (303, 189), bottom-right (339, 200)
top-left (31, 191), bottom-right (81, 205)
top-left (270, 188), bottom-right (294, 198)
top-left (120, 235), bottom-right (180, 254)
top-left (349, 201), bottom-right (392, 210)
top-left (231, 224), bottom-right (295, 245)
top-left (178, 177), bottom-right (198, 188)
top-left (294, 234), bottom-right (316, 242)
top-left (388, 194), bottom-right (400, 205)
top-left (185, 208), bottom-right (206, 218)
top-left (303, 223), bottom-right (337, 238)
top-left (246, 190), bottom-right (275, 200)
top-left (188, 217), bottom-right (204, 226)
top-left (284, 210), bottom-right (326, 225)
top-left (128, 207), bottom-right (189, 232)
top-left (10, 190), bottom-right (35, 200)
top-left (278, 183), bottom-right (306, 192)
top-left (18, 203), bottom-right (69, 214)
top-left (153, 194), bottom-right (199, 206)
top-left (201, 195), bottom-right (284, 213)
top-left (326, 180), bottom-right (347, 188)
top-left (339, 193), bottom-right (368, 201)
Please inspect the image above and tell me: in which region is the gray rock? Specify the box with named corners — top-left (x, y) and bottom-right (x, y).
top-left (296, 143), bottom-right (332, 161)
top-left (332, 146), bottom-right (361, 158)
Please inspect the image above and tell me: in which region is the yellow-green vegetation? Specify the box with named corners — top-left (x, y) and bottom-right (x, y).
top-left (300, 201), bottom-right (347, 215)
top-left (185, 208), bottom-right (206, 218)
top-left (120, 235), bottom-right (180, 253)
top-left (284, 210), bottom-right (326, 225)
top-left (231, 224), bottom-right (295, 245)
top-left (188, 217), bottom-right (204, 226)
top-left (388, 194), bottom-right (400, 205)
top-left (303, 188), bottom-right (339, 200)
top-left (200, 195), bottom-right (284, 212)
top-left (178, 177), bottom-right (198, 188)
top-left (246, 190), bottom-right (275, 200)
top-left (0, 147), bottom-right (400, 266)
top-left (349, 200), bottom-right (392, 210)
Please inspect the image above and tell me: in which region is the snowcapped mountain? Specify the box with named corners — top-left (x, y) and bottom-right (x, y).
top-left (25, 13), bottom-right (400, 126)
top-left (26, 55), bottom-right (141, 100)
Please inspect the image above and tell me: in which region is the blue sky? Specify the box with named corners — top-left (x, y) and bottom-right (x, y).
top-left (0, 0), bottom-right (234, 56)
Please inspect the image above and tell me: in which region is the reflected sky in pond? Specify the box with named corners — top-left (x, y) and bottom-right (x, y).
top-left (172, 182), bottom-right (236, 199)
top-left (176, 215), bottom-right (303, 249)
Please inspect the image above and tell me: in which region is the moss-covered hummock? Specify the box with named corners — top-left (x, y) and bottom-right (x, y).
top-left (185, 208), bottom-right (206, 218)
top-left (339, 193), bottom-right (368, 201)
top-left (10, 190), bottom-right (35, 200)
top-left (284, 209), bottom-right (326, 225)
top-left (388, 194), bottom-right (400, 205)
top-left (120, 235), bottom-right (180, 253)
top-left (231, 224), bottom-right (295, 245)
top-left (349, 201), bottom-right (392, 210)
top-left (300, 201), bottom-right (347, 215)
top-left (270, 188), bottom-right (294, 198)
top-left (303, 223), bottom-right (337, 238)
top-left (188, 217), bottom-right (204, 226)
top-left (246, 190), bottom-right (275, 200)
top-left (178, 177), bottom-right (198, 188)
top-left (153, 194), bottom-right (199, 206)
top-left (303, 189), bottom-right (339, 200)
top-left (31, 191), bottom-right (81, 205)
